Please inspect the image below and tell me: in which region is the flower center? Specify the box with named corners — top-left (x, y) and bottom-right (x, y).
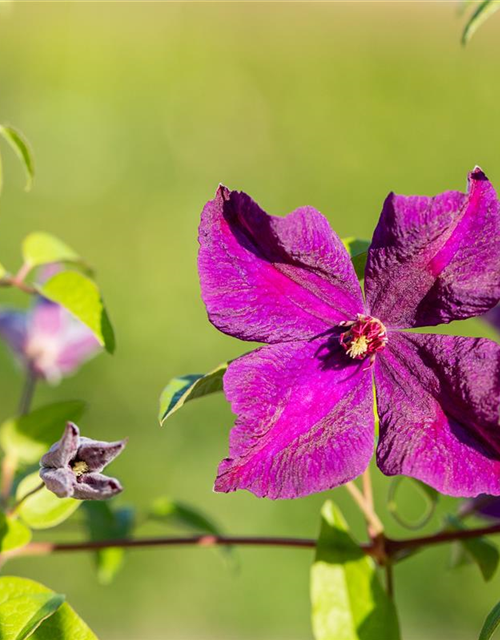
top-left (71, 460), bottom-right (89, 476)
top-left (340, 314), bottom-right (388, 361)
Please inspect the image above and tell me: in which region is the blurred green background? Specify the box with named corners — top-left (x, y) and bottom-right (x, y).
top-left (0, 2), bottom-right (500, 639)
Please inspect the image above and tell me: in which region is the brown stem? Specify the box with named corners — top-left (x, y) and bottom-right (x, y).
top-left (0, 267), bottom-right (36, 294)
top-left (4, 519), bottom-right (500, 565)
top-left (3, 535), bottom-right (319, 560)
top-left (386, 522), bottom-right (500, 555)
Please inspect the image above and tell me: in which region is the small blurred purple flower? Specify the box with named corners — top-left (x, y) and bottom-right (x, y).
top-left (0, 297), bottom-right (101, 383)
top-left (40, 422), bottom-right (127, 500)
top-left (198, 168), bottom-right (500, 500)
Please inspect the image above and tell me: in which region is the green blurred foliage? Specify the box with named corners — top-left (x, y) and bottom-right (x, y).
top-left (0, 3), bottom-right (499, 639)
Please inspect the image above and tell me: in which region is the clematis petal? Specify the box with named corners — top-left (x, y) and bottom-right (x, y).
top-left (73, 472), bottom-right (123, 500)
top-left (375, 332), bottom-right (500, 497)
top-left (198, 186), bottom-right (364, 344)
top-left (40, 422), bottom-right (80, 469)
top-left (39, 467), bottom-right (75, 498)
top-left (29, 298), bottom-right (66, 337)
top-left (214, 336), bottom-right (374, 499)
top-left (0, 308), bottom-right (28, 356)
top-left (77, 437), bottom-right (128, 472)
top-left (54, 327), bottom-right (101, 376)
top-left (365, 168), bottom-right (500, 328)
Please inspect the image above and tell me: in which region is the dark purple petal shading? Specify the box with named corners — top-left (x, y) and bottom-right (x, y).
top-left (375, 332), bottom-right (500, 497)
top-left (198, 187), bottom-right (364, 344)
top-left (39, 467), bottom-right (75, 498)
top-left (482, 305), bottom-right (500, 334)
top-left (463, 495), bottom-right (500, 520)
top-left (215, 337), bottom-right (374, 499)
top-left (77, 437), bottom-right (128, 472)
top-left (73, 472), bottom-right (123, 500)
top-left (0, 308), bottom-right (28, 356)
top-left (365, 168), bottom-right (500, 328)
top-left (40, 422), bottom-right (80, 469)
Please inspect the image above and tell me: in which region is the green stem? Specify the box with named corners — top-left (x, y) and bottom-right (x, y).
top-left (18, 369), bottom-right (36, 416)
top-left (8, 482), bottom-right (44, 516)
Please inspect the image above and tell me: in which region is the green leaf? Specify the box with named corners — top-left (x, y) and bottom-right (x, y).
top-left (159, 362), bottom-right (228, 425)
top-left (0, 577), bottom-right (98, 640)
top-left (0, 261), bottom-right (7, 279)
top-left (311, 501), bottom-right (400, 640)
top-left (341, 237), bottom-right (370, 280)
top-left (0, 125), bottom-right (35, 192)
top-left (0, 592), bottom-right (65, 640)
top-left (447, 515), bottom-right (499, 581)
top-left (0, 400), bottom-right (87, 465)
top-left (149, 497), bottom-right (222, 536)
top-left (83, 502), bottom-right (134, 585)
top-left (22, 233), bottom-right (84, 271)
top-left (39, 271), bottom-right (115, 354)
top-left (479, 600), bottom-right (500, 640)
top-left (387, 477), bottom-right (439, 530)
top-left (0, 512), bottom-right (32, 552)
top-left (462, 0), bottom-right (500, 45)
top-left (16, 472), bottom-right (80, 530)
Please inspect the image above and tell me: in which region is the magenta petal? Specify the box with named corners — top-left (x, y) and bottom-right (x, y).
top-left (198, 187), bottom-right (364, 344)
top-left (375, 332), bottom-right (500, 497)
top-left (215, 337), bottom-right (374, 499)
top-left (365, 168), bottom-right (500, 328)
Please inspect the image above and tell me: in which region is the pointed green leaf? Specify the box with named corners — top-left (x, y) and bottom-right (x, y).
top-left (0, 577), bottom-right (98, 640)
top-left (462, 0), bottom-right (500, 45)
top-left (341, 237), bottom-right (370, 280)
top-left (447, 515), bottom-right (499, 581)
top-left (0, 261), bottom-right (7, 279)
top-left (0, 512), bottom-right (32, 552)
top-left (311, 501), bottom-right (400, 640)
top-left (479, 600), bottom-right (500, 640)
top-left (39, 271), bottom-right (115, 353)
top-left (0, 400), bottom-right (87, 465)
top-left (0, 592), bottom-right (65, 640)
top-left (16, 472), bottom-right (80, 530)
top-left (83, 502), bottom-right (134, 585)
top-left (159, 362), bottom-right (228, 424)
top-left (0, 125), bottom-right (34, 192)
top-left (22, 233), bottom-right (85, 271)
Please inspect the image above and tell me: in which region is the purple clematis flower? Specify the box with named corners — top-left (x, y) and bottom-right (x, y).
top-left (40, 422), bottom-right (127, 500)
top-left (0, 297), bottom-right (101, 383)
top-left (198, 168), bottom-right (500, 500)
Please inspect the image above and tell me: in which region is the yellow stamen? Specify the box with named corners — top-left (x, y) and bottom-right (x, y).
top-left (346, 336), bottom-right (369, 358)
top-left (72, 460), bottom-right (89, 476)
